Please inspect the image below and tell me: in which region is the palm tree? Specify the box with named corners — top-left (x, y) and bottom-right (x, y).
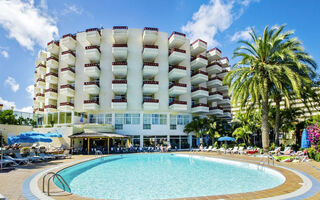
top-left (224, 25), bottom-right (317, 152)
top-left (232, 125), bottom-right (252, 144)
top-left (183, 116), bottom-right (203, 137)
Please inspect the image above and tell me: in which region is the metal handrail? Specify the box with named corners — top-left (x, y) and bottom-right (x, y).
top-left (42, 172), bottom-right (71, 196)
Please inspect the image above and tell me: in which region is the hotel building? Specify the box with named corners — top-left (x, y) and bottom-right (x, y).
top-left (33, 27), bottom-right (231, 150)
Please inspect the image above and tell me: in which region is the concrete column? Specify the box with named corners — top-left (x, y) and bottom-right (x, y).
top-left (140, 135), bottom-right (143, 148)
top-left (188, 135), bottom-right (192, 149)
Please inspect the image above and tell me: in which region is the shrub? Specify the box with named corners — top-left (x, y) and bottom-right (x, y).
top-left (306, 123), bottom-right (320, 147)
top-left (270, 142), bottom-right (276, 150)
top-left (315, 153), bottom-right (320, 162)
top-left (21, 147), bottom-right (30, 155)
top-left (238, 143), bottom-right (246, 147)
top-left (307, 148), bottom-right (316, 159)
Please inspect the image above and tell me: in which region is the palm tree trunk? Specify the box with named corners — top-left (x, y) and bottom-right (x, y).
top-left (274, 98), bottom-right (281, 146)
top-left (261, 79), bottom-right (270, 152)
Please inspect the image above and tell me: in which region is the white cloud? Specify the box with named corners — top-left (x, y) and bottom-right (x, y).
top-left (0, 0), bottom-right (59, 51)
top-left (5, 76), bottom-right (19, 92)
top-left (1, 50), bottom-right (8, 58)
top-left (0, 97), bottom-right (33, 113)
top-left (231, 27), bottom-right (252, 42)
top-left (17, 106), bottom-right (33, 113)
top-left (181, 0), bottom-right (258, 47)
top-left (62, 4), bottom-right (83, 15)
top-left (26, 84), bottom-right (34, 99)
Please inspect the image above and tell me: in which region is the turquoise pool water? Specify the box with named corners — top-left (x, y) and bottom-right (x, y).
top-left (55, 154), bottom-right (285, 199)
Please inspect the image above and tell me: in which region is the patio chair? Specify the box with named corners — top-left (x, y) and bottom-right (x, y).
top-left (238, 147), bottom-right (245, 155)
top-left (0, 158), bottom-right (17, 167)
top-left (218, 147), bottom-right (225, 154)
top-left (231, 146), bottom-right (239, 154)
top-left (14, 152), bottom-right (41, 163)
top-left (269, 147), bottom-right (281, 155)
top-left (39, 153), bottom-right (55, 160)
top-left (4, 155), bottom-right (28, 165)
top-left (205, 146), bottom-right (213, 152)
top-left (211, 147), bottom-right (218, 152)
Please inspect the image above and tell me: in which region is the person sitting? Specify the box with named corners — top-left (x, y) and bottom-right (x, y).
top-left (166, 144), bottom-right (172, 152)
top-left (199, 144), bottom-right (204, 152)
top-left (160, 144), bottom-right (164, 153)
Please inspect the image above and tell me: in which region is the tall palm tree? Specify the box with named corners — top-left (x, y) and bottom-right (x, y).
top-left (224, 25), bottom-right (317, 152)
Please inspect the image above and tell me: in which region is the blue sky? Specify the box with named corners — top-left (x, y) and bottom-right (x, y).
top-left (0, 0), bottom-right (319, 112)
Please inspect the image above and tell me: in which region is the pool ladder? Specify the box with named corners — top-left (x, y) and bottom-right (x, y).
top-left (258, 153), bottom-right (275, 168)
top-left (42, 172), bottom-right (71, 196)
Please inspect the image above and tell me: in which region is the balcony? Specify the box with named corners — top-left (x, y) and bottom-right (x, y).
top-left (59, 102), bottom-right (74, 112)
top-left (192, 103), bottom-right (209, 113)
top-left (112, 44), bottom-right (128, 60)
top-left (220, 57), bottom-right (229, 67)
top-left (207, 62), bottom-right (222, 74)
top-left (83, 82), bottom-right (100, 95)
top-left (61, 67), bottom-right (75, 81)
top-left (169, 100), bottom-right (187, 111)
top-left (45, 88), bottom-right (58, 100)
top-left (45, 104), bottom-right (57, 112)
top-left (35, 108), bottom-right (44, 114)
top-left (142, 45), bottom-right (159, 61)
top-left (143, 81), bottom-right (159, 94)
top-left (169, 83), bottom-right (187, 96)
top-left (143, 99), bottom-right (159, 110)
top-left (46, 56), bottom-right (59, 69)
top-left (35, 93), bottom-right (45, 102)
top-left (219, 96), bottom-right (231, 105)
top-left (191, 55), bottom-right (208, 70)
top-left (190, 39), bottom-right (207, 56)
top-left (83, 100), bottom-right (99, 110)
top-left (191, 71), bottom-right (208, 85)
top-left (36, 78), bottom-right (46, 89)
top-left (84, 63), bottom-right (100, 78)
top-left (222, 110), bottom-right (232, 118)
top-left (168, 65), bottom-right (187, 80)
top-left (85, 45), bottom-right (101, 62)
top-left (38, 51), bottom-right (47, 62)
top-left (143, 62), bottom-right (158, 77)
top-left (36, 64), bottom-right (46, 74)
top-left (168, 48), bottom-right (186, 65)
top-left (60, 34), bottom-right (77, 50)
top-left (217, 85), bottom-right (229, 93)
top-left (168, 32), bottom-right (186, 48)
top-left (86, 28), bottom-right (101, 45)
top-left (217, 69), bottom-right (229, 79)
top-left (209, 106), bottom-right (223, 115)
top-left (111, 99), bottom-right (127, 110)
top-left (207, 77), bottom-right (223, 88)
top-left (112, 80), bottom-right (127, 94)
top-left (112, 61), bottom-right (127, 77)
top-left (45, 72), bottom-right (58, 84)
top-left (47, 41), bottom-right (59, 55)
top-left (143, 27), bottom-right (158, 45)
top-left (60, 84), bottom-right (75, 97)
top-left (61, 50), bottom-right (76, 65)
top-left (208, 91), bottom-right (223, 102)
top-left (191, 87), bottom-right (209, 99)
top-left (207, 48), bottom-right (221, 61)
top-left (112, 26), bottom-right (128, 44)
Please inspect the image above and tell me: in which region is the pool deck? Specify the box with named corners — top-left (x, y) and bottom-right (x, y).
top-left (0, 152), bottom-right (319, 200)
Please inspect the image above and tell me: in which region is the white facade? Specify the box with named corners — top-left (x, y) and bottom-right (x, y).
top-left (33, 27), bottom-right (231, 148)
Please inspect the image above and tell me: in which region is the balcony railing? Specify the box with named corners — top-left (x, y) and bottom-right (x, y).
top-left (207, 62), bottom-right (222, 68)
top-left (143, 62), bottom-right (158, 68)
top-left (192, 103), bottom-right (209, 108)
top-left (143, 45), bottom-right (158, 49)
top-left (61, 67), bottom-right (75, 73)
top-left (62, 33), bottom-right (76, 40)
top-left (60, 84), bottom-right (75, 90)
top-left (223, 96), bottom-right (230, 100)
top-left (112, 61), bottom-right (127, 65)
top-left (144, 27), bottom-right (158, 31)
top-left (36, 93), bottom-right (44, 97)
top-left (191, 55), bottom-right (208, 62)
top-left (169, 65), bottom-right (186, 72)
top-left (45, 105), bottom-right (57, 109)
top-left (61, 50), bottom-right (76, 57)
top-left (143, 99), bottom-right (159, 103)
top-left (191, 39), bottom-right (207, 46)
top-left (208, 77), bottom-right (223, 81)
top-left (84, 100), bottom-right (99, 104)
top-left (86, 28), bottom-right (101, 35)
top-left (143, 81), bottom-right (159, 85)
top-left (36, 64), bottom-right (46, 68)
top-left (85, 45), bottom-right (101, 53)
top-left (209, 91), bottom-right (223, 96)
top-left (210, 106), bottom-right (223, 110)
top-left (169, 48), bottom-right (186, 55)
top-left (112, 99), bottom-right (127, 102)
top-left (84, 63), bottom-right (100, 70)
top-left (169, 83), bottom-right (187, 89)
top-left (47, 41), bottom-right (59, 46)
top-left (84, 81), bottom-right (100, 87)
top-left (191, 87), bottom-right (208, 92)
top-left (112, 44), bottom-right (128, 48)
top-left (45, 88), bottom-right (57, 93)
top-left (191, 70), bottom-right (208, 77)
top-left (113, 26), bottom-right (128, 30)
top-left (112, 80), bottom-right (127, 84)
top-left (60, 102), bottom-right (74, 107)
top-left (207, 47), bottom-right (221, 54)
top-left (45, 72), bottom-right (58, 77)
top-left (168, 31), bottom-right (186, 40)
top-left (37, 78), bottom-right (45, 82)
top-left (169, 100), bottom-right (187, 106)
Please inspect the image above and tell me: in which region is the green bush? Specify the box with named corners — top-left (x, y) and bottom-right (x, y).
top-left (270, 142), bottom-right (276, 150)
top-left (238, 143), bottom-right (246, 147)
top-left (21, 147), bottom-right (30, 155)
top-left (315, 153), bottom-right (320, 162)
top-left (307, 148), bottom-right (316, 159)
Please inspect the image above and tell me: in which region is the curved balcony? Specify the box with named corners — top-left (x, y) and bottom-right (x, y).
top-left (143, 99), bottom-right (159, 110)
top-left (192, 103), bottom-right (209, 113)
top-left (112, 80), bottom-right (127, 94)
top-left (207, 62), bottom-right (222, 74)
top-left (37, 51), bottom-right (47, 62)
top-left (46, 56), bottom-right (59, 69)
top-left (45, 72), bottom-right (58, 84)
top-left (143, 62), bottom-right (158, 77)
top-left (220, 57), bottom-right (229, 67)
top-left (84, 100), bottom-right (99, 111)
top-left (168, 48), bottom-right (186, 65)
top-left (60, 84), bottom-right (75, 97)
top-left (36, 64), bottom-right (46, 74)
top-left (86, 28), bottom-right (101, 45)
top-left (208, 91), bottom-right (223, 102)
top-left (222, 109), bottom-right (232, 118)
top-left (59, 102), bottom-right (74, 112)
top-left (207, 77), bottom-right (223, 88)
top-left (61, 67), bottom-right (75, 81)
top-left (143, 27), bottom-right (158, 45)
top-left (84, 63), bottom-right (100, 78)
top-left (207, 48), bottom-right (221, 61)
top-left (35, 108), bottom-right (44, 114)
top-left (111, 99), bottom-right (127, 110)
top-left (112, 44), bottom-right (128, 61)
top-left (191, 87), bottom-right (209, 99)
top-left (190, 39), bottom-right (207, 56)
top-left (45, 104), bottom-right (57, 112)
top-left (142, 45), bottom-right (159, 61)
top-left (35, 93), bottom-right (45, 102)
top-left (61, 50), bottom-right (76, 65)
top-left (112, 26), bottom-right (128, 44)
top-left (45, 88), bottom-right (58, 100)
top-left (112, 61), bottom-right (127, 77)
top-left (169, 100), bottom-right (187, 111)
top-left (191, 71), bottom-right (208, 85)
top-left (143, 81), bottom-right (159, 94)
top-left (168, 65), bottom-right (187, 80)
top-left (218, 96), bottom-right (231, 105)
top-left (209, 106), bottom-right (223, 115)
top-left (191, 55), bottom-right (208, 70)
top-left (36, 78), bottom-right (46, 89)
top-left (169, 83), bottom-right (187, 96)
top-left (217, 69), bottom-right (229, 79)
top-left (169, 32), bottom-right (186, 48)
top-left (85, 45), bottom-right (101, 62)
top-left (83, 81), bottom-right (100, 95)
top-left (60, 34), bottom-right (77, 50)
top-left (47, 41), bottom-right (59, 55)
top-left (217, 85), bottom-right (229, 93)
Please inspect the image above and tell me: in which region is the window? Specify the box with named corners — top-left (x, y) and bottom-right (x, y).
top-left (105, 114), bottom-right (112, 124)
top-left (152, 114), bottom-right (159, 124)
top-left (115, 124), bottom-right (123, 130)
top-left (125, 114), bottom-right (131, 124)
top-left (160, 114), bottom-right (167, 125)
top-left (97, 114), bottom-right (104, 124)
top-left (115, 114), bottom-right (124, 125)
top-left (177, 115), bottom-right (183, 125)
top-left (143, 114), bottom-right (151, 125)
top-left (143, 124), bottom-right (151, 130)
top-left (131, 114), bottom-right (140, 124)
top-left (170, 114), bottom-right (176, 125)
top-left (170, 124), bottom-right (176, 130)
top-left (183, 115), bottom-right (191, 125)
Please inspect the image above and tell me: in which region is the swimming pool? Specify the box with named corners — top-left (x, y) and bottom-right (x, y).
top-left (55, 153), bottom-right (285, 199)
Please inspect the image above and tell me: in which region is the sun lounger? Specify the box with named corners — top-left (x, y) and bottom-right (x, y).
top-left (281, 147), bottom-right (292, 155)
top-left (0, 159), bottom-right (17, 167)
top-left (39, 153), bottom-right (55, 160)
top-left (226, 148), bottom-right (233, 154)
top-left (238, 147), bottom-right (245, 154)
top-left (218, 147), bottom-right (225, 154)
top-left (231, 146), bottom-right (239, 154)
top-left (211, 147), bottom-right (218, 152)
top-left (4, 155), bottom-right (28, 165)
top-left (270, 147), bottom-right (281, 155)
top-left (14, 152), bottom-right (41, 163)
top-left (205, 146), bottom-right (213, 152)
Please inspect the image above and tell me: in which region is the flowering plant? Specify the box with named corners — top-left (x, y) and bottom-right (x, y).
top-left (306, 123), bottom-right (320, 148)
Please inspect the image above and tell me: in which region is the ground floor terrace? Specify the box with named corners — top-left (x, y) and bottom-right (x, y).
top-left (1, 152), bottom-right (320, 200)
